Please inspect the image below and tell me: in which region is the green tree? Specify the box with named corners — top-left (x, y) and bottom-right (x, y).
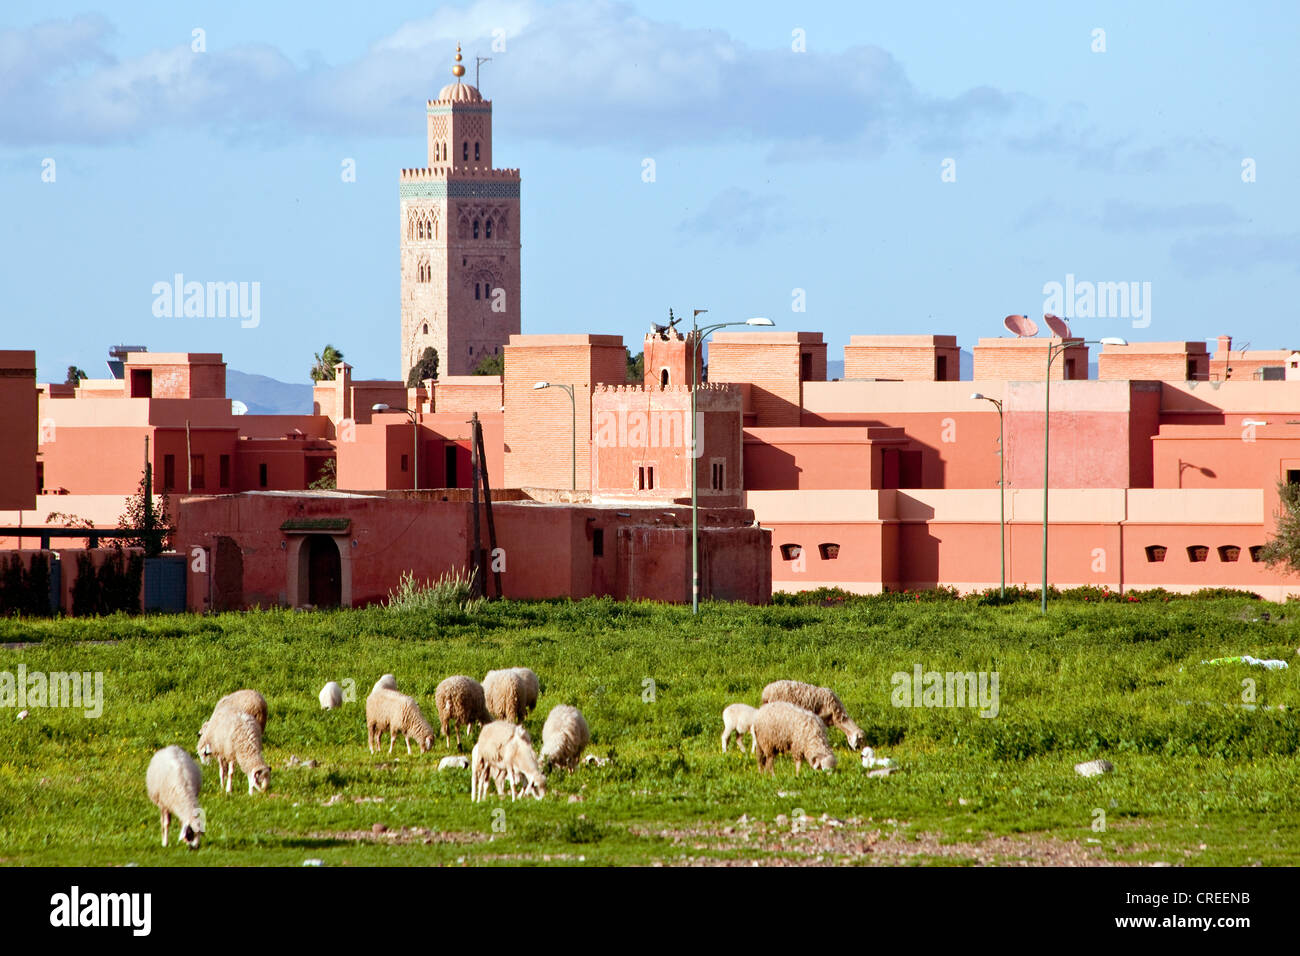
top-left (308, 457), bottom-right (337, 490)
top-left (311, 344), bottom-right (345, 382)
top-left (116, 469), bottom-right (172, 557)
top-left (406, 346), bottom-right (439, 387)
top-left (471, 353), bottom-right (503, 376)
top-left (626, 349), bottom-right (644, 384)
top-left (65, 365), bottom-right (87, 386)
top-left (1260, 478), bottom-right (1300, 573)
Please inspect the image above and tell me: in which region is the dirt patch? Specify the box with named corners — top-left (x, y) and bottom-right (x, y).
top-left (279, 826), bottom-right (486, 846)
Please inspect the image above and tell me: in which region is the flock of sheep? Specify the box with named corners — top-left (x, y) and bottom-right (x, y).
top-left (146, 670), bottom-right (870, 851)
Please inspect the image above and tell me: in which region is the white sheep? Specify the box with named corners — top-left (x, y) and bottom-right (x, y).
top-left (202, 708), bottom-right (272, 795)
top-left (372, 674), bottom-right (398, 695)
top-left (752, 701), bottom-right (837, 775)
top-left (720, 703), bottom-right (758, 753)
top-left (435, 676), bottom-right (492, 750)
top-left (146, 745), bottom-right (205, 849)
top-left (471, 721), bottom-right (547, 801)
top-left (761, 679), bottom-right (866, 750)
top-left (366, 687), bottom-right (435, 755)
top-left (319, 681), bottom-right (343, 710)
top-left (540, 705), bottom-right (590, 772)
top-left (439, 755), bottom-right (470, 771)
top-left (197, 688), bottom-right (268, 759)
top-left (482, 667), bottom-right (539, 725)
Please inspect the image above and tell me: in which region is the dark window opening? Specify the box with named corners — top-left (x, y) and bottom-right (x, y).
top-left (474, 141), bottom-right (480, 161)
top-left (475, 283), bottom-right (481, 300)
top-left (936, 355), bottom-right (948, 381)
top-left (660, 368), bottom-right (669, 387)
top-left (1145, 545), bottom-right (1166, 563)
top-left (462, 141), bottom-right (468, 161)
top-left (1187, 545), bottom-right (1208, 563)
top-left (258, 463), bottom-right (268, 488)
top-left (485, 219), bottom-right (492, 239)
top-left (711, 461), bottom-right (724, 490)
top-left (219, 454), bottom-right (231, 488)
top-left (401, 454), bottom-right (409, 473)
top-left (647, 466), bottom-right (655, 489)
top-left (800, 352), bottom-right (812, 382)
top-left (190, 454), bottom-right (205, 490)
top-left (130, 368), bottom-right (152, 398)
top-left (423, 323), bottom-right (428, 335)
top-left (1065, 357), bottom-right (1077, 379)
top-left (593, 528), bottom-right (604, 557)
top-left (473, 219), bottom-right (480, 239)
top-left (1249, 545), bottom-right (1266, 562)
top-left (36, 462), bottom-right (44, 494)
top-left (445, 444), bottom-right (458, 488)
top-left (1187, 358), bottom-right (1197, 381)
top-left (636, 466), bottom-right (646, 491)
top-left (1218, 545), bottom-right (1241, 562)
top-left (1287, 469), bottom-right (1300, 486)
top-left (163, 454), bottom-right (176, 491)
top-left (779, 544), bottom-right (801, 560)
top-left (818, 543), bottom-right (840, 560)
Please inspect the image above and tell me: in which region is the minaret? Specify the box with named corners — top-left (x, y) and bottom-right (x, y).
top-left (399, 45), bottom-right (521, 379)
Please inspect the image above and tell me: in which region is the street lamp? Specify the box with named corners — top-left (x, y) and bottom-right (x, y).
top-left (971, 392), bottom-right (1005, 598)
top-left (533, 382), bottom-right (575, 491)
top-left (1041, 337), bottom-right (1127, 613)
top-left (372, 403), bottom-right (419, 491)
top-left (690, 313), bottom-right (774, 615)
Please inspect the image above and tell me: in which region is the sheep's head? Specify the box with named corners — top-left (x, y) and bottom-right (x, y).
top-left (249, 767), bottom-right (271, 793)
top-left (181, 810), bottom-right (205, 850)
top-left (420, 734), bottom-right (435, 753)
top-left (196, 723), bottom-right (211, 763)
top-left (812, 751), bottom-right (837, 772)
top-left (846, 729), bottom-right (867, 751)
top-left (524, 771), bottom-right (548, 800)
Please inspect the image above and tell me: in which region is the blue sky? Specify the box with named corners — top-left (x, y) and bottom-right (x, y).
top-left (2, 0), bottom-right (1297, 384)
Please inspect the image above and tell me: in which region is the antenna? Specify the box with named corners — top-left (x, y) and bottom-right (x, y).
top-left (1042, 313), bottom-right (1072, 338)
top-left (1003, 314), bottom-right (1039, 337)
top-left (476, 55), bottom-right (491, 88)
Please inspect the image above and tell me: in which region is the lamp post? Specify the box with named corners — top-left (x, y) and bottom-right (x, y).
top-left (372, 403), bottom-right (419, 491)
top-left (533, 382), bottom-right (575, 491)
top-left (689, 313), bottom-right (774, 615)
top-left (1041, 337), bottom-right (1127, 613)
top-left (970, 392), bottom-right (1005, 598)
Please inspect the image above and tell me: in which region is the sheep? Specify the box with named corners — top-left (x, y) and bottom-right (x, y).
top-left (366, 687), bottom-right (435, 755)
top-left (760, 680), bottom-right (866, 750)
top-left (483, 667), bottom-right (539, 725)
top-left (471, 721), bottom-right (547, 801)
top-left (539, 705), bottom-right (590, 772)
top-left (720, 703), bottom-right (758, 753)
top-left (435, 676), bottom-right (492, 750)
top-left (146, 745), bottom-right (205, 849)
top-left (202, 708), bottom-right (272, 795)
top-left (319, 681), bottom-right (343, 710)
top-left (439, 755), bottom-right (470, 771)
top-left (751, 701), bottom-right (837, 775)
top-left (197, 689), bottom-right (268, 758)
top-left (372, 674), bottom-right (398, 695)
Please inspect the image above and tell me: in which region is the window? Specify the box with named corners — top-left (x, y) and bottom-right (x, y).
top-left (660, 368), bottom-right (669, 387)
top-left (474, 142), bottom-right (480, 161)
top-left (636, 466), bottom-right (646, 491)
top-left (473, 219), bottom-right (480, 239)
top-left (36, 462), bottom-right (44, 494)
top-left (1144, 545), bottom-right (1166, 563)
top-left (422, 323), bottom-right (428, 335)
top-left (219, 454), bottom-right (231, 488)
top-left (800, 352), bottom-right (813, 382)
top-left (1187, 545), bottom-right (1208, 563)
top-left (818, 543), bottom-right (840, 560)
top-left (647, 466), bottom-right (655, 489)
top-left (779, 544), bottom-right (802, 560)
top-left (258, 463), bottom-right (268, 488)
top-left (593, 528), bottom-right (604, 557)
top-left (190, 454), bottom-right (205, 490)
top-left (936, 355), bottom-right (948, 381)
top-left (401, 454), bottom-right (409, 473)
top-left (1218, 545), bottom-right (1241, 562)
top-left (475, 283), bottom-right (481, 300)
top-left (1065, 357), bottom-right (1077, 378)
top-left (130, 368), bottom-right (152, 398)
top-left (1288, 469), bottom-right (1300, 486)
top-left (711, 460), bottom-right (725, 490)
top-left (485, 218), bottom-right (492, 239)
top-left (1187, 358), bottom-right (1197, 381)
top-left (1249, 545), bottom-right (1266, 562)
top-left (462, 142), bottom-right (468, 161)
top-left (163, 454), bottom-right (176, 491)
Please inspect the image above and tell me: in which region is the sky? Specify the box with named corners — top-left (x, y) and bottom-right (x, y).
top-left (2, 0), bottom-right (1297, 384)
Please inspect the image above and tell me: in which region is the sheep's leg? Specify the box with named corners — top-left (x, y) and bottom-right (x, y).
top-left (405, 733), bottom-right (413, 756)
top-left (721, 728), bottom-right (729, 753)
top-left (160, 809), bottom-right (169, 847)
top-left (749, 731), bottom-right (756, 754)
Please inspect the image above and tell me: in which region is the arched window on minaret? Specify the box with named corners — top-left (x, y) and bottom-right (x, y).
top-left (475, 142), bottom-right (480, 161)
top-left (473, 220), bottom-right (480, 239)
top-left (661, 369), bottom-right (670, 387)
top-left (474, 283), bottom-right (481, 300)
top-left (485, 219), bottom-right (492, 239)
top-left (463, 141), bottom-right (469, 161)
top-left (423, 323), bottom-right (428, 335)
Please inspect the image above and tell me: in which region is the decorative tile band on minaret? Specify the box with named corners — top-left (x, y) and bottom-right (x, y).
top-left (398, 43), bottom-right (521, 380)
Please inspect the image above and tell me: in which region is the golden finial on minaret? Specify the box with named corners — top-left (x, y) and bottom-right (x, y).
top-left (452, 44), bottom-right (465, 81)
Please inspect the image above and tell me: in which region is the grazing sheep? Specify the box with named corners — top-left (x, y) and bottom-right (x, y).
top-left (203, 708), bottom-right (272, 795)
top-left (752, 701), bottom-right (837, 775)
top-left (197, 689), bottom-right (269, 759)
top-left (720, 703), bottom-right (758, 753)
top-left (146, 746), bottom-right (205, 849)
top-left (471, 721), bottom-right (547, 801)
top-left (439, 755), bottom-right (470, 771)
top-left (366, 687), bottom-right (435, 755)
top-left (483, 668), bottom-right (539, 725)
top-left (372, 674), bottom-right (398, 695)
top-left (319, 681), bottom-right (343, 710)
top-left (761, 680), bottom-right (866, 750)
top-left (435, 676), bottom-right (492, 750)
top-left (540, 705), bottom-right (590, 772)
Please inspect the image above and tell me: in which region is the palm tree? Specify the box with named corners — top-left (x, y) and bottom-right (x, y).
top-left (311, 344), bottom-right (345, 382)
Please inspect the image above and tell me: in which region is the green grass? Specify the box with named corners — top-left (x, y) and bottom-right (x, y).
top-left (1, 594), bottom-right (1298, 866)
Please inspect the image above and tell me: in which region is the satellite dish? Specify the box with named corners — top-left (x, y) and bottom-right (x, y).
top-left (231, 400), bottom-right (249, 416)
top-left (1003, 314), bottom-right (1039, 337)
top-left (1043, 313), bottom-right (1072, 338)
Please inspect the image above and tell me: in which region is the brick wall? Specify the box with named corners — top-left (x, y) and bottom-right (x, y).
top-left (1098, 343), bottom-right (1208, 381)
top-left (844, 335), bottom-right (960, 381)
top-left (972, 339), bottom-right (1089, 381)
top-left (708, 332), bottom-right (825, 427)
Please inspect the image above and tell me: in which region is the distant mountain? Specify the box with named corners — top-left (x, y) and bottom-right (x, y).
top-left (827, 360), bottom-right (844, 379)
top-left (227, 369), bottom-right (313, 415)
top-left (960, 349), bottom-right (973, 379)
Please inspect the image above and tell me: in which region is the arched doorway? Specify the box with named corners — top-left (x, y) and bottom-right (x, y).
top-left (305, 536), bottom-right (342, 608)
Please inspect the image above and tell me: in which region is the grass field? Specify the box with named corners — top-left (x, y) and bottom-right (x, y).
top-left (1, 592), bottom-right (1298, 867)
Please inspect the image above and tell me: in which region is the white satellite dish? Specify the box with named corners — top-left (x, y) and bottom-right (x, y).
top-left (231, 400), bottom-right (249, 416)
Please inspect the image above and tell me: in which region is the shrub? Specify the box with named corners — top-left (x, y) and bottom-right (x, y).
top-left (385, 567), bottom-right (480, 612)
